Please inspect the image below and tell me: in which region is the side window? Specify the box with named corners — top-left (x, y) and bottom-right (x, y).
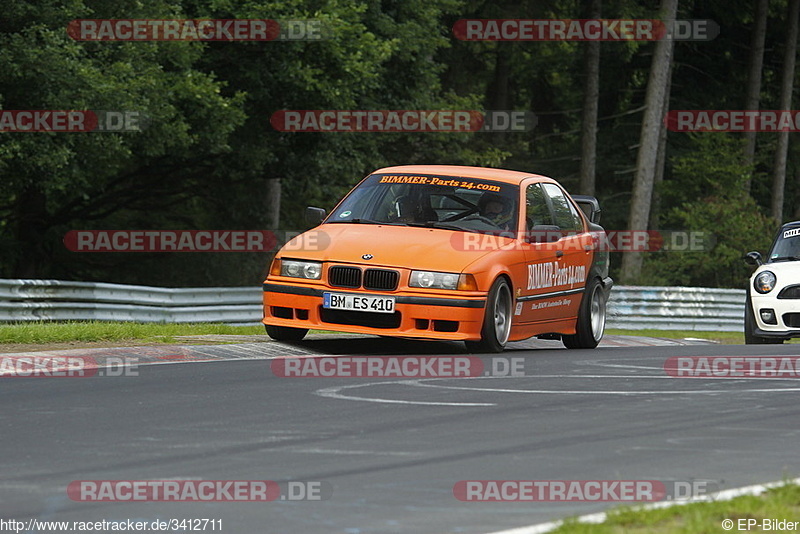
top-left (542, 183), bottom-right (583, 233)
top-left (525, 183), bottom-right (552, 228)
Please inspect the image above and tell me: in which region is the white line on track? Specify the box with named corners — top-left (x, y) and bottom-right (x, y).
top-left (312, 373), bottom-right (800, 407)
top-left (579, 360), bottom-right (665, 371)
top-left (429, 373), bottom-right (800, 380)
top-left (412, 384), bottom-right (800, 396)
top-left (315, 381), bottom-right (496, 406)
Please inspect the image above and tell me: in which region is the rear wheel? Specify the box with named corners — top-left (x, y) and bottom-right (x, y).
top-left (465, 278), bottom-right (512, 353)
top-left (744, 295), bottom-right (783, 344)
top-left (265, 324), bottom-right (308, 342)
top-left (562, 278), bottom-right (606, 349)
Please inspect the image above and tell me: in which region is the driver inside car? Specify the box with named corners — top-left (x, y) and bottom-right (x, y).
top-left (477, 192), bottom-right (513, 230)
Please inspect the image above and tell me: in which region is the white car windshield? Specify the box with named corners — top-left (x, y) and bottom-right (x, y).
top-left (327, 173), bottom-right (519, 234)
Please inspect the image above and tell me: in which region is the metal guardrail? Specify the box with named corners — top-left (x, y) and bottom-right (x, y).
top-left (0, 279), bottom-right (746, 331)
top-left (0, 280), bottom-right (262, 324)
top-left (607, 286), bottom-right (745, 332)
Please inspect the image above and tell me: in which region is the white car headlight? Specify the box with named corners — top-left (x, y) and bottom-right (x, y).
top-left (410, 271), bottom-right (460, 290)
top-left (281, 260), bottom-right (322, 280)
top-left (754, 271), bottom-right (776, 294)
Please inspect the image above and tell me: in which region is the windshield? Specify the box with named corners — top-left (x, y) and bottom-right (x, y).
top-left (767, 227), bottom-right (800, 262)
top-left (327, 173), bottom-right (519, 234)
top-left (768, 226), bottom-right (800, 262)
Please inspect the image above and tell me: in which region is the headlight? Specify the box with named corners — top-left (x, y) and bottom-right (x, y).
top-left (410, 271), bottom-right (460, 290)
top-left (754, 271), bottom-right (776, 294)
top-left (281, 259), bottom-right (322, 280)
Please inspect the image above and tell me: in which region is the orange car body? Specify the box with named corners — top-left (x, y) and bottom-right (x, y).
top-left (262, 165), bottom-right (611, 350)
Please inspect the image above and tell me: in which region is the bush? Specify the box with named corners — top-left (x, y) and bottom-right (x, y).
top-left (640, 134), bottom-right (776, 288)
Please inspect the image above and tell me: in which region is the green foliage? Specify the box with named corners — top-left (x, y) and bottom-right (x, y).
top-left (0, 0), bottom-right (796, 288)
top-left (548, 481), bottom-right (800, 534)
top-left (641, 134), bottom-right (777, 288)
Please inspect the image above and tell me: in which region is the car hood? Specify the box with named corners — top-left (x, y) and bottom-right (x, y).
top-left (752, 260), bottom-right (800, 287)
top-left (281, 223), bottom-right (498, 272)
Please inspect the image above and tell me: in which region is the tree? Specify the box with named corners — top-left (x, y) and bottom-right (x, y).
top-left (619, 0), bottom-right (679, 283)
top-left (649, 59), bottom-right (673, 230)
top-left (743, 0), bottom-right (769, 188)
top-left (643, 134), bottom-right (774, 288)
top-left (579, 0), bottom-right (602, 196)
top-left (0, 1), bottom-right (245, 279)
top-left (1, 0), bottom-right (505, 284)
top-left (771, 0), bottom-right (800, 221)
top-left (1, 0), bottom-right (794, 289)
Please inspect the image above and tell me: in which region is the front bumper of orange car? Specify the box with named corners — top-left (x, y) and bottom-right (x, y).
top-left (262, 281), bottom-right (487, 341)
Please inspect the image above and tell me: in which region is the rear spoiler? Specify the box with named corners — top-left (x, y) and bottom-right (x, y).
top-left (571, 195), bottom-right (602, 224)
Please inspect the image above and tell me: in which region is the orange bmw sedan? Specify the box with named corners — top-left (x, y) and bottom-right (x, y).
top-left (263, 165), bottom-right (612, 352)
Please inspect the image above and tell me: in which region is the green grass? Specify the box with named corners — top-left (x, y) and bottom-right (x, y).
top-left (0, 322), bottom-right (264, 344)
top-left (607, 329), bottom-right (800, 344)
top-left (0, 323), bottom-right (790, 346)
top-left (605, 329), bottom-right (745, 344)
top-left (549, 482), bottom-right (800, 533)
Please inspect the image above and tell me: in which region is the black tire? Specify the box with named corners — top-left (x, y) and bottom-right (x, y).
top-left (465, 277), bottom-right (513, 353)
top-left (562, 277), bottom-right (606, 349)
top-left (265, 324), bottom-right (308, 342)
top-left (744, 295), bottom-right (783, 345)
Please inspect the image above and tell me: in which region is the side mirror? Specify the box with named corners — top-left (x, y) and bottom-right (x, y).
top-left (527, 224), bottom-right (562, 243)
top-left (305, 206), bottom-right (327, 226)
top-left (744, 251), bottom-right (763, 266)
top-left (572, 195), bottom-right (602, 224)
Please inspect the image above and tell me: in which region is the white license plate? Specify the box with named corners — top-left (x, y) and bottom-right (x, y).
top-left (323, 292), bottom-right (395, 314)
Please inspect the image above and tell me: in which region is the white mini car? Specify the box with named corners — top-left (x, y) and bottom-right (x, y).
top-left (744, 221), bottom-right (800, 344)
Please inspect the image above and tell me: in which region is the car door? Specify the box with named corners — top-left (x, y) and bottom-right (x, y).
top-left (517, 181), bottom-right (588, 323)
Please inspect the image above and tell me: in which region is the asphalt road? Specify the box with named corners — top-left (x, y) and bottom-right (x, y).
top-left (1, 337), bottom-right (799, 534)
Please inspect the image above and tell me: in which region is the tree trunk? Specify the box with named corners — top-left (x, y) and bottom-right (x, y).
top-left (771, 0), bottom-right (800, 222)
top-left (794, 164), bottom-right (800, 219)
top-left (743, 0), bottom-right (769, 191)
top-left (266, 178), bottom-right (281, 229)
top-left (579, 0), bottom-right (602, 196)
top-left (488, 47), bottom-right (511, 142)
top-left (620, 0), bottom-right (679, 283)
top-left (489, 47), bottom-right (510, 111)
top-left (650, 60), bottom-right (674, 231)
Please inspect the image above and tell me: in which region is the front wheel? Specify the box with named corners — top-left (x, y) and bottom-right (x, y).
top-left (265, 324), bottom-right (308, 342)
top-left (562, 278), bottom-right (606, 349)
top-left (465, 277), bottom-right (513, 353)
